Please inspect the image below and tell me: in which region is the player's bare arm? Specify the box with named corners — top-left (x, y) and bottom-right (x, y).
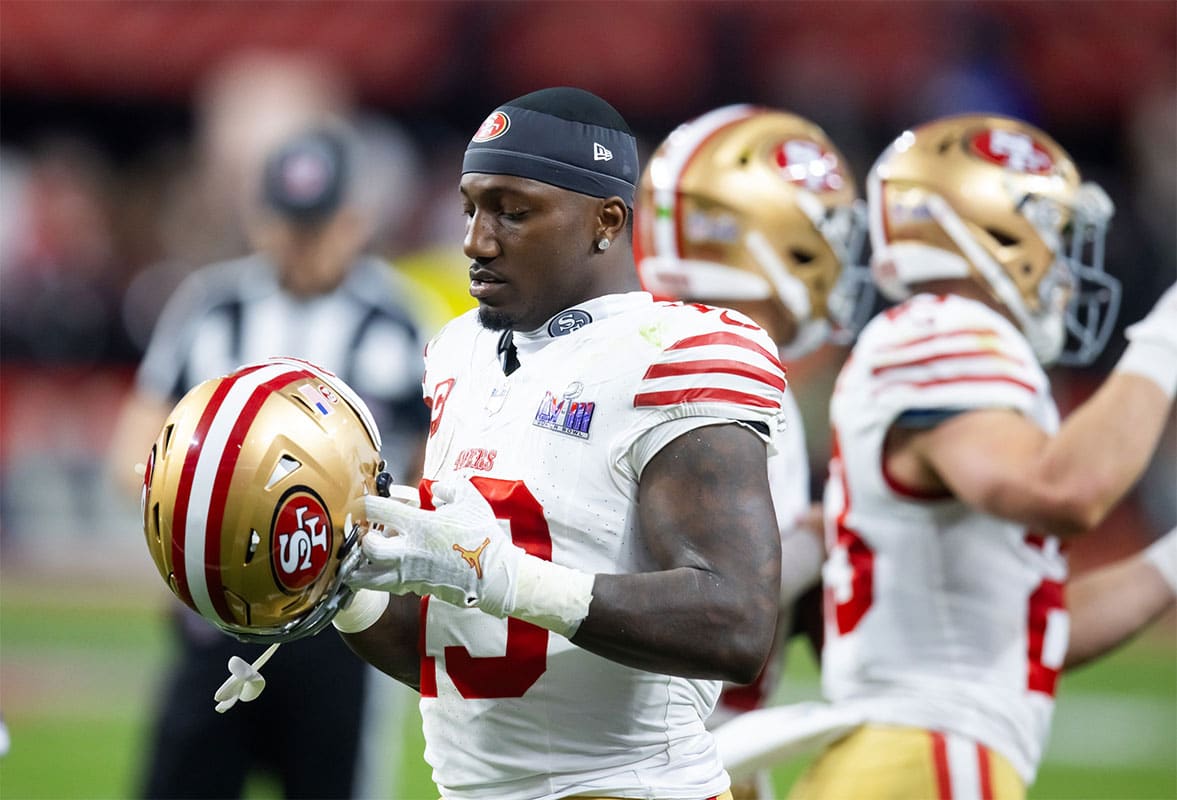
top-left (338, 592), bottom-right (422, 690)
top-left (1064, 528), bottom-right (1176, 669)
top-left (887, 370), bottom-right (1171, 538)
top-left (572, 422), bottom-right (782, 683)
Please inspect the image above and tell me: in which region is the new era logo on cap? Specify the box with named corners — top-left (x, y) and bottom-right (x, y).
top-left (593, 142), bottom-right (613, 162)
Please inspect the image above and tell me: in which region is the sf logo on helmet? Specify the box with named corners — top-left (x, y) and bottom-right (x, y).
top-left (970, 129), bottom-right (1054, 175)
top-left (272, 492), bottom-right (332, 590)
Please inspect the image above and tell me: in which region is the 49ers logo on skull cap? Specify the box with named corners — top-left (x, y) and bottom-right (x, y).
top-left (473, 111), bottom-right (511, 142)
top-left (271, 489), bottom-right (332, 592)
top-left (969, 129), bottom-right (1054, 175)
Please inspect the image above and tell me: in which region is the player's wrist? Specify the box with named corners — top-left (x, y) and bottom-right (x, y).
top-left (1142, 528), bottom-right (1177, 596)
top-left (332, 588), bottom-right (390, 633)
top-left (1115, 336), bottom-right (1177, 398)
top-left (504, 554), bottom-right (595, 638)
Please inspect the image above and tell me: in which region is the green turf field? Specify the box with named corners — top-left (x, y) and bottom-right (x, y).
top-left (2, 568), bottom-right (1173, 800)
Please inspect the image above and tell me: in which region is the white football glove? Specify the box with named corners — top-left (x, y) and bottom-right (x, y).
top-left (1119, 282), bottom-right (1177, 397)
top-left (348, 476), bottom-right (524, 617)
top-left (213, 643), bottom-right (279, 713)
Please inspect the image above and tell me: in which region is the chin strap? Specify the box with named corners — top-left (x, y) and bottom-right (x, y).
top-left (213, 643), bottom-right (280, 714)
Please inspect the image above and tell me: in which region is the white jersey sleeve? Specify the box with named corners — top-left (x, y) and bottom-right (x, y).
top-left (414, 294), bottom-right (786, 800)
top-left (822, 294), bottom-right (1065, 784)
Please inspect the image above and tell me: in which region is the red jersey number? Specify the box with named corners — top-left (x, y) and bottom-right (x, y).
top-left (418, 477), bottom-right (552, 699)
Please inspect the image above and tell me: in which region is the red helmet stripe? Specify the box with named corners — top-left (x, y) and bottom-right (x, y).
top-left (175, 363), bottom-right (299, 625)
top-left (170, 376), bottom-right (237, 612)
top-left (203, 371), bottom-right (309, 623)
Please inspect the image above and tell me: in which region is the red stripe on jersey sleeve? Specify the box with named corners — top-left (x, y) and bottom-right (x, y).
top-left (633, 387), bottom-right (781, 409)
top-left (872, 348), bottom-right (1025, 376)
top-left (643, 358), bottom-right (786, 391)
top-left (667, 331), bottom-right (783, 369)
top-left (879, 374), bottom-right (1037, 394)
top-left (882, 328), bottom-right (1003, 351)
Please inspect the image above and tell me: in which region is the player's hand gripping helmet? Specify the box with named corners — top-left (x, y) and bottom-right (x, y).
top-left (635, 105), bottom-right (872, 358)
top-left (142, 357), bottom-right (385, 644)
top-left (867, 113), bottom-right (1120, 365)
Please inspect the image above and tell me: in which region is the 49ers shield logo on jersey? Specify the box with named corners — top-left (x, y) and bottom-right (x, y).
top-left (271, 489), bottom-right (332, 591)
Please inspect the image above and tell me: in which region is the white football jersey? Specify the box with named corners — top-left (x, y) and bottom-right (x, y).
top-left (822, 293), bottom-right (1065, 784)
top-left (416, 292), bottom-right (787, 800)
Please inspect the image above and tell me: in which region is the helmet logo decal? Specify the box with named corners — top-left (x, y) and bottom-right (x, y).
top-left (773, 139), bottom-right (844, 192)
top-left (970, 130), bottom-right (1053, 174)
top-left (272, 491), bottom-right (332, 591)
top-left (297, 382), bottom-right (338, 416)
top-left (472, 111), bottom-right (510, 142)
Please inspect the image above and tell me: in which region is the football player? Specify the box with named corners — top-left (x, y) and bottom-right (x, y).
top-left (788, 114), bottom-right (1176, 799)
top-left (333, 87), bottom-right (785, 799)
top-left (633, 103), bottom-right (872, 800)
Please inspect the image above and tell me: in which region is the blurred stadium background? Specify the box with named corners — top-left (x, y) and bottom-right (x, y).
top-left (0, 1), bottom-right (1173, 798)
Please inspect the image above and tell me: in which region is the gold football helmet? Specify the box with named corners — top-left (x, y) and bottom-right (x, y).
top-left (867, 113), bottom-right (1120, 365)
top-left (635, 104), bottom-right (871, 357)
top-left (142, 357), bottom-right (384, 643)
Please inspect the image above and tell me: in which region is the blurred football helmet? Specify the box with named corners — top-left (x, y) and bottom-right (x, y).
top-left (867, 113), bottom-right (1120, 365)
top-left (142, 357), bottom-right (384, 643)
top-left (635, 104), bottom-right (871, 358)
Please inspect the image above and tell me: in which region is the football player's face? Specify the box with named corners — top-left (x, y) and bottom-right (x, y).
top-left (460, 173), bottom-right (602, 332)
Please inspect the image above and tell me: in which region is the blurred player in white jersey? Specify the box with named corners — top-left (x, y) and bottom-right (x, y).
top-left (633, 104), bottom-right (872, 800)
top-left (787, 114), bottom-right (1177, 799)
top-left (332, 87), bottom-right (786, 799)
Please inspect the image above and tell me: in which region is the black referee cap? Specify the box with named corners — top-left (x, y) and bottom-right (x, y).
top-left (262, 127), bottom-right (350, 223)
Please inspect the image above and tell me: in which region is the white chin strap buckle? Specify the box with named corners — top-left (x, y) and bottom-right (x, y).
top-left (213, 643), bottom-right (280, 713)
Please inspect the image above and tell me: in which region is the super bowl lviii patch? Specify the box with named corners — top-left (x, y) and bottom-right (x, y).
top-left (533, 390), bottom-right (594, 439)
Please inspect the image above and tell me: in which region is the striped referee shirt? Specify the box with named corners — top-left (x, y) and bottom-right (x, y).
top-left (137, 253), bottom-right (430, 479)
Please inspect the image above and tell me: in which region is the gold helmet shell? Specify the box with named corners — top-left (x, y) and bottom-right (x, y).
top-left (868, 113), bottom-right (1119, 365)
top-left (142, 357), bottom-right (383, 643)
top-left (635, 104), bottom-right (870, 356)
